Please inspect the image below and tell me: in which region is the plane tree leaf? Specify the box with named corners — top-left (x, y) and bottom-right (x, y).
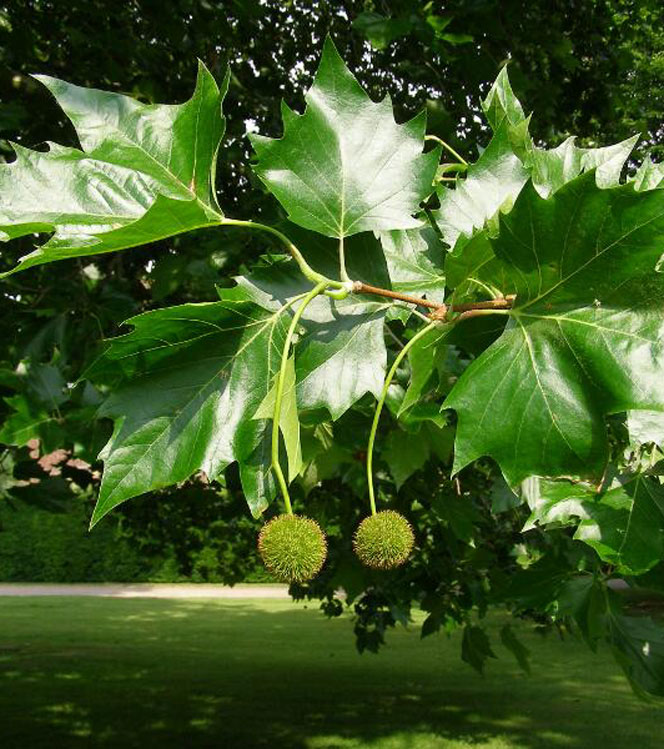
top-left (86, 291), bottom-right (290, 524)
top-left (500, 623), bottom-right (531, 675)
top-left (461, 625), bottom-right (497, 675)
top-left (433, 122), bottom-right (529, 250)
top-left (440, 66), bottom-right (637, 294)
top-left (0, 63), bottom-right (227, 277)
top-left (607, 602), bottom-right (664, 698)
top-left (250, 37), bottom-right (439, 241)
top-left (445, 171), bottom-right (664, 485)
top-left (482, 66), bottom-right (526, 132)
top-left (519, 134), bottom-right (638, 200)
top-left (383, 427), bottom-right (430, 489)
top-left (378, 227), bottom-right (446, 303)
top-left (233, 228), bottom-right (448, 421)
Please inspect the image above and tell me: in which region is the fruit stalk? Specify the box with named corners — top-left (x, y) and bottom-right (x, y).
top-left (366, 321), bottom-right (441, 515)
top-left (272, 280), bottom-right (329, 513)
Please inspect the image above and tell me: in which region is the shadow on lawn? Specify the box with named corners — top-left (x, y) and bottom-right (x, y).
top-left (0, 598), bottom-right (658, 748)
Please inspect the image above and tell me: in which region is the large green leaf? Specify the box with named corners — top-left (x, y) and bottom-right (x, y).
top-left (0, 63), bottom-right (227, 276)
top-left (438, 66), bottom-right (635, 265)
top-left (445, 172), bottom-right (664, 485)
top-left (86, 291), bottom-right (290, 524)
top-left (250, 37), bottom-right (439, 241)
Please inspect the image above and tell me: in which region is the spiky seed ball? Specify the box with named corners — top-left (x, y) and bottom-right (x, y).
top-left (258, 514), bottom-right (327, 583)
top-left (353, 510), bottom-right (415, 570)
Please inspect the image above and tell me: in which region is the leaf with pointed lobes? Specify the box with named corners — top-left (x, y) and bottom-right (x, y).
top-left (445, 171), bottom-right (664, 486)
top-left (250, 37), bottom-right (439, 241)
top-left (0, 63), bottom-right (228, 277)
top-left (85, 289), bottom-right (290, 525)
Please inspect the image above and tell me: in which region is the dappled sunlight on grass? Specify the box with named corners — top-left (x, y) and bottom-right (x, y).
top-left (0, 597), bottom-right (661, 748)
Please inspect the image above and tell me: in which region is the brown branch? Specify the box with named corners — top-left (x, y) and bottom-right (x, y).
top-left (449, 295), bottom-right (516, 313)
top-left (352, 281), bottom-right (445, 310)
top-left (352, 282), bottom-right (515, 321)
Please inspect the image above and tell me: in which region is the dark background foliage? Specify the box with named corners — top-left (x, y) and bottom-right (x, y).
top-left (1, 0), bottom-right (663, 638)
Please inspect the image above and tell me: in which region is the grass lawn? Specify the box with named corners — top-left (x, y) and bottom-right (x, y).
top-left (0, 597), bottom-right (661, 748)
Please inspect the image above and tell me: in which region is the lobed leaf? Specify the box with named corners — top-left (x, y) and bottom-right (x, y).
top-left (86, 292), bottom-right (290, 524)
top-left (523, 476), bottom-right (664, 575)
top-left (445, 172), bottom-right (664, 485)
top-left (0, 63), bottom-right (228, 276)
top-left (250, 38), bottom-right (439, 241)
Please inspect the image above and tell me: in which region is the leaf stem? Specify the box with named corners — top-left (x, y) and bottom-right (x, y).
top-left (425, 134), bottom-right (468, 166)
top-left (366, 321), bottom-right (439, 515)
top-left (272, 280), bottom-right (329, 514)
top-left (220, 218), bottom-right (336, 288)
top-left (352, 282), bottom-right (516, 319)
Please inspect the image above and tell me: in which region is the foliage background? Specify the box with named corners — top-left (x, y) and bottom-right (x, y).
top-left (0, 0), bottom-right (664, 624)
top-left (1, 0), bottom-right (664, 704)
top-left (2, 0), bottom-right (663, 582)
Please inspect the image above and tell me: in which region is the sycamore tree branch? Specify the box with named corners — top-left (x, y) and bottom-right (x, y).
top-left (352, 281), bottom-right (443, 310)
top-left (449, 295), bottom-right (516, 312)
top-left (352, 282), bottom-right (515, 319)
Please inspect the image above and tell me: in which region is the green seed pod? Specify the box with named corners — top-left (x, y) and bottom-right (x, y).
top-left (353, 510), bottom-right (414, 570)
top-left (258, 514), bottom-right (327, 583)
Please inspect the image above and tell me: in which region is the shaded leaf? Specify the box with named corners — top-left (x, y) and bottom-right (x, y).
top-left (352, 12), bottom-right (412, 50)
top-left (0, 394), bottom-right (62, 450)
top-left (383, 427), bottom-right (429, 489)
top-left (490, 476), bottom-right (522, 514)
top-left (399, 325), bottom-right (449, 416)
top-left (500, 623), bottom-right (531, 674)
top-left (523, 475), bottom-right (664, 575)
top-left (556, 576), bottom-right (606, 651)
top-left (461, 624), bottom-right (496, 674)
top-left (574, 478), bottom-right (664, 575)
top-left (607, 600), bottom-right (664, 697)
top-left (433, 493), bottom-right (480, 544)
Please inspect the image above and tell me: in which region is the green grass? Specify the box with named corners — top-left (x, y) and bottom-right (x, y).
top-left (0, 598), bottom-right (661, 748)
